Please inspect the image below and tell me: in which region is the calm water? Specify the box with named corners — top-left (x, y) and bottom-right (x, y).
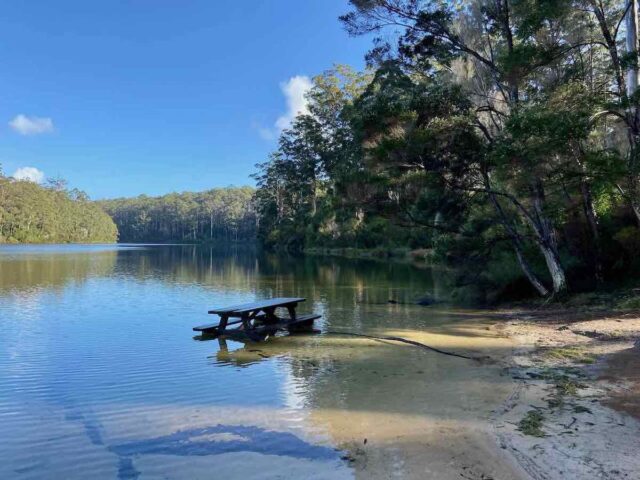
top-left (0, 245), bottom-right (515, 479)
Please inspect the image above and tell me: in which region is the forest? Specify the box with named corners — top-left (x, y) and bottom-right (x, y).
top-left (98, 187), bottom-right (256, 243)
top-left (0, 171), bottom-right (118, 243)
top-left (253, 0), bottom-right (640, 301)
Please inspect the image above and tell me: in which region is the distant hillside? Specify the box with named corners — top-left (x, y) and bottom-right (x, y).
top-left (98, 186), bottom-right (256, 243)
top-left (0, 175), bottom-right (118, 244)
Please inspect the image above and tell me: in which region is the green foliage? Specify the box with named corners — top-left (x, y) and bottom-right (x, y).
top-left (573, 405), bottom-right (592, 414)
top-left (253, 1), bottom-right (640, 300)
top-left (617, 295), bottom-right (640, 309)
top-left (98, 187), bottom-right (255, 243)
top-left (0, 176), bottom-right (117, 243)
top-left (253, 65), bottom-right (378, 250)
top-left (613, 226), bottom-right (640, 257)
top-left (518, 410), bottom-right (545, 437)
top-left (511, 0), bottom-right (572, 39)
top-left (554, 375), bottom-right (585, 396)
top-left (545, 347), bottom-right (596, 364)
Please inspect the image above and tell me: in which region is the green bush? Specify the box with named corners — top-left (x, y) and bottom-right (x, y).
top-left (613, 226), bottom-right (640, 257)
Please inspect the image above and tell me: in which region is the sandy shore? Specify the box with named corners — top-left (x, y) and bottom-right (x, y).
top-left (491, 308), bottom-right (640, 479)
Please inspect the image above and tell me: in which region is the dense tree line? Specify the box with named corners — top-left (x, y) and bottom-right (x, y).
top-left (99, 187), bottom-right (256, 243)
top-left (0, 171), bottom-right (118, 243)
top-left (254, 0), bottom-right (640, 300)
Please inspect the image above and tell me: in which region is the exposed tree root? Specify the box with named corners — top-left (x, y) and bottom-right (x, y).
top-left (326, 330), bottom-right (484, 361)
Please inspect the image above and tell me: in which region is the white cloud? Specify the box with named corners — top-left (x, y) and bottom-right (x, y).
top-left (257, 126), bottom-right (276, 141)
top-left (250, 119), bottom-right (276, 141)
top-left (256, 75), bottom-right (313, 141)
top-left (12, 167), bottom-right (45, 183)
top-left (275, 75), bottom-right (313, 132)
top-left (9, 114), bottom-right (54, 135)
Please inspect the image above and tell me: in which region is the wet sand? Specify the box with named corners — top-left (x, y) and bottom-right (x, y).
top-left (239, 318), bottom-right (530, 479)
top-left (197, 311), bottom-right (529, 480)
top-left (601, 346), bottom-right (640, 419)
top-left (304, 331), bottom-right (524, 479)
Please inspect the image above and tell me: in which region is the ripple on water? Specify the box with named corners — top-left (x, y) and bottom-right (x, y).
top-left (0, 245), bottom-right (514, 479)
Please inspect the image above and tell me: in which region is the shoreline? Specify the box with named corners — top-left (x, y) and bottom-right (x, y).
top-left (490, 307), bottom-right (640, 479)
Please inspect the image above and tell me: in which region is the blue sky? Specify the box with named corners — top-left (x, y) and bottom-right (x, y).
top-left (0, 1), bottom-right (370, 199)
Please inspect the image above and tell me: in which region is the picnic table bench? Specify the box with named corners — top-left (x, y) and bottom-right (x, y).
top-left (193, 297), bottom-right (320, 341)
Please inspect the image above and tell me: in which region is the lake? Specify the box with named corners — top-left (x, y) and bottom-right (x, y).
top-left (0, 244), bottom-right (519, 479)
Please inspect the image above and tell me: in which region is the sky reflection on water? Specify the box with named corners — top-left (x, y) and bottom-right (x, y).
top-left (0, 244), bottom-right (511, 479)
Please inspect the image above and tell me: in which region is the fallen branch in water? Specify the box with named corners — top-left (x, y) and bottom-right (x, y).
top-left (326, 330), bottom-right (483, 361)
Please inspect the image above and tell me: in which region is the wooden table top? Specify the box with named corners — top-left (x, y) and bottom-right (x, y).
top-left (208, 297), bottom-right (305, 315)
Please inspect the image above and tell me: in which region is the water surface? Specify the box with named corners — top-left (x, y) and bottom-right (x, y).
top-left (0, 245), bottom-right (517, 479)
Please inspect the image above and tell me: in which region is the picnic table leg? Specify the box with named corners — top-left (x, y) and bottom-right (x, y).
top-left (286, 304), bottom-right (297, 321)
top-left (218, 314), bottom-right (229, 334)
top-left (242, 312), bottom-right (269, 342)
top-left (264, 307), bottom-right (279, 324)
top-left (241, 313), bottom-right (252, 332)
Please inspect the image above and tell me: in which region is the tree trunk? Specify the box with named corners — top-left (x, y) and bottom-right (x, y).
top-left (310, 176), bottom-right (318, 217)
top-left (483, 171), bottom-right (550, 296)
top-left (310, 193), bottom-right (317, 217)
top-left (627, 0), bottom-right (639, 99)
top-left (530, 180), bottom-right (568, 294)
top-left (616, 182), bottom-right (640, 226)
top-left (537, 243), bottom-right (567, 294)
top-left (632, 196), bottom-right (640, 226)
top-left (590, 1), bottom-right (640, 227)
top-left (513, 240), bottom-right (550, 297)
top-left (498, 0), bottom-right (518, 104)
top-left (580, 177), bottom-right (604, 283)
top-left (626, 1), bottom-right (640, 226)
top-left (591, 0), bottom-right (626, 95)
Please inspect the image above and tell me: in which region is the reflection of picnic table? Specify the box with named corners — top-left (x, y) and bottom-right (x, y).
top-left (193, 297), bottom-right (320, 341)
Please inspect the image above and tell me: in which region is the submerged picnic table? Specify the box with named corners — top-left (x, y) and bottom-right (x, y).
top-left (193, 297), bottom-right (320, 341)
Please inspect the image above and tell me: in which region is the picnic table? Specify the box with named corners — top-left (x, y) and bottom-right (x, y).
top-left (193, 297), bottom-right (320, 341)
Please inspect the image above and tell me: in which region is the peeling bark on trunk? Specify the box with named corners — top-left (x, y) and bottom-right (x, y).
top-left (514, 241), bottom-right (550, 297)
top-left (530, 180), bottom-right (568, 294)
top-left (539, 245), bottom-right (567, 294)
